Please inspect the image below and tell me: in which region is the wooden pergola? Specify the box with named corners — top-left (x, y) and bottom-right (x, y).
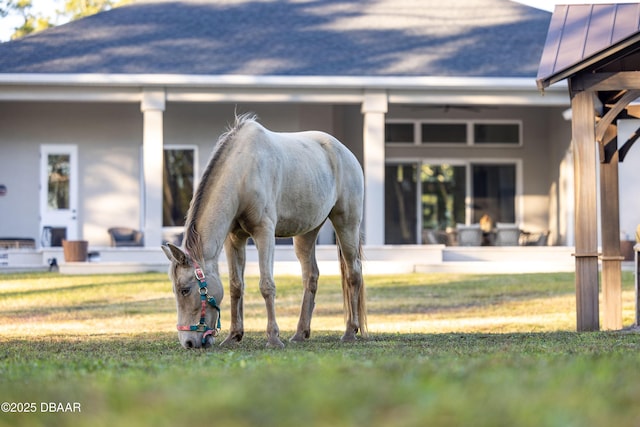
top-left (537, 4), bottom-right (640, 331)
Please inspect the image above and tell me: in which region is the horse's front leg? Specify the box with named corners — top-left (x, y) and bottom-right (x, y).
top-left (254, 229), bottom-right (284, 349)
top-left (291, 230), bottom-right (321, 342)
top-left (220, 233), bottom-right (247, 346)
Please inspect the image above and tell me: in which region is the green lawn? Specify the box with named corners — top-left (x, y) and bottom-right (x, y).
top-left (1, 271), bottom-right (639, 426)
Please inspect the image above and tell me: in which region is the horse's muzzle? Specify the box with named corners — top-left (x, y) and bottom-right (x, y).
top-left (180, 330), bottom-right (214, 349)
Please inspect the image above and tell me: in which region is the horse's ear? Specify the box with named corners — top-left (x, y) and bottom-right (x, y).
top-left (161, 243), bottom-right (188, 265)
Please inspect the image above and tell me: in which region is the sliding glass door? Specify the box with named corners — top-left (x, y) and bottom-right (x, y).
top-left (385, 161), bottom-right (517, 244)
top-left (385, 164), bottom-right (418, 244)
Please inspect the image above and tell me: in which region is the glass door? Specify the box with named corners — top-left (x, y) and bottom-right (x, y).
top-left (40, 145), bottom-right (78, 245)
top-left (471, 163), bottom-right (516, 224)
top-left (385, 163), bottom-right (418, 244)
top-left (421, 164), bottom-right (466, 244)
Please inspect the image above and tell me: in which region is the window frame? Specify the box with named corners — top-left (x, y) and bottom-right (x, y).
top-left (385, 119), bottom-right (523, 147)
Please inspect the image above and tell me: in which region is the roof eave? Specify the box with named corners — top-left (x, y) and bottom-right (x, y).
top-left (0, 73), bottom-right (560, 92)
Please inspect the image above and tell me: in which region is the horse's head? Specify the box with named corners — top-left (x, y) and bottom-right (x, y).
top-left (161, 243), bottom-right (223, 349)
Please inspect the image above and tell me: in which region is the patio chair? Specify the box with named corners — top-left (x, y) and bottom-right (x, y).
top-left (494, 223), bottom-right (521, 246)
top-left (456, 224), bottom-right (483, 246)
top-left (107, 227), bottom-right (144, 247)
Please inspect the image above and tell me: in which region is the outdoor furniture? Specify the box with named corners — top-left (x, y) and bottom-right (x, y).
top-left (107, 227), bottom-right (144, 247)
top-left (521, 230), bottom-right (550, 246)
top-left (456, 224), bottom-right (483, 246)
top-left (62, 240), bottom-right (88, 262)
top-left (0, 238), bottom-right (36, 249)
top-left (422, 229), bottom-right (451, 245)
top-left (494, 223), bottom-right (521, 246)
top-left (41, 226), bottom-right (66, 247)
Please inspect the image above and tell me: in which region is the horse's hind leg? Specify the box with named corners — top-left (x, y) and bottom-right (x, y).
top-left (290, 227), bottom-right (322, 342)
top-left (331, 218), bottom-right (367, 342)
top-left (220, 232), bottom-right (247, 347)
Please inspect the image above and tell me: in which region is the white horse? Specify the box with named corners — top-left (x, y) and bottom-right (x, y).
top-left (162, 114), bottom-right (367, 349)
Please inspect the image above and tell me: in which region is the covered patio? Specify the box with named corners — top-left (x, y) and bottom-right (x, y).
top-left (537, 3), bottom-right (640, 331)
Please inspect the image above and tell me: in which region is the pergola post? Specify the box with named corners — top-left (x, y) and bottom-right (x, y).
top-left (570, 90), bottom-right (600, 331)
top-left (599, 124), bottom-right (623, 330)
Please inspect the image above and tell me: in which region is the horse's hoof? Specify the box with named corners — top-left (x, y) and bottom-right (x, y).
top-left (266, 338), bottom-right (285, 349)
top-left (220, 333), bottom-right (243, 347)
top-left (289, 331), bottom-right (310, 342)
top-left (340, 333), bottom-right (357, 342)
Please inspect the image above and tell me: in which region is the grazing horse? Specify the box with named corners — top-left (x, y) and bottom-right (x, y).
top-left (162, 114), bottom-right (367, 349)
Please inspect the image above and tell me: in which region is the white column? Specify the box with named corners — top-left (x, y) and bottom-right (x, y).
top-left (361, 90), bottom-right (388, 246)
top-left (141, 89), bottom-right (165, 248)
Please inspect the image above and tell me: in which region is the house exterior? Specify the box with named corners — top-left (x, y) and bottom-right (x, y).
top-left (0, 0), bottom-right (581, 271)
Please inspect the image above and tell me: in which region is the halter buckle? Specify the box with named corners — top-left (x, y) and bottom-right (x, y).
top-left (194, 267), bottom-right (205, 281)
top-left (193, 323), bottom-right (209, 333)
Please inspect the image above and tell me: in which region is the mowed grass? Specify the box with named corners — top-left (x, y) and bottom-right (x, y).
top-left (1, 271), bottom-right (640, 426)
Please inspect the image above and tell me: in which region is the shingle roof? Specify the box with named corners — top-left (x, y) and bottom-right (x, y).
top-left (537, 3), bottom-right (640, 89)
top-left (0, 0), bottom-right (551, 77)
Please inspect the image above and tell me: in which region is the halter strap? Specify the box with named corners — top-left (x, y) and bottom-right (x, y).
top-left (176, 258), bottom-right (222, 345)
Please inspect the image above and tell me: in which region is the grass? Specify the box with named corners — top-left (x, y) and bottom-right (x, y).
top-left (1, 271), bottom-right (640, 426)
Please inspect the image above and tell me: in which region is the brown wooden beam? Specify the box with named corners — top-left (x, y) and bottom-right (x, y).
top-left (573, 71), bottom-right (640, 92)
top-left (595, 90), bottom-right (640, 142)
top-left (599, 124), bottom-right (623, 330)
top-left (570, 90), bottom-right (600, 331)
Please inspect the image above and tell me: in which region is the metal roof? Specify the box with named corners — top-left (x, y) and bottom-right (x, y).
top-left (537, 3), bottom-right (640, 89)
top-left (0, 0), bottom-right (551, 78)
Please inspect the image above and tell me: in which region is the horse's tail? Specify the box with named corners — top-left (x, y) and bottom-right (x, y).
top-left (338, 233), bottom-right (368, 338)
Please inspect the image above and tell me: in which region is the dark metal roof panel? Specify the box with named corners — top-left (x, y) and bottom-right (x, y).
top-left (537, 3), bottom-right (640, 89)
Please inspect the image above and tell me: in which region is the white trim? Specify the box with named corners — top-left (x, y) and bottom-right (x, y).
top-left (0, 73), bottom-right (568, 90)
top-left (0, 74), bottom-right (570, 106)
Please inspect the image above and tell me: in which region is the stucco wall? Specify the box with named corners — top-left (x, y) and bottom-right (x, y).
top-left (0, 102), bottom-right (142, 246)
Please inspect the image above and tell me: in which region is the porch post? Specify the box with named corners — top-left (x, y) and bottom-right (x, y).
top-left (599, 124), bottom-right (623, 330)
top-left (570, 90), bottom-right (600, 331)
top-left (361, 90), bottom-right (388, 246)
top-left (141, 89), bottom-right (166, 248)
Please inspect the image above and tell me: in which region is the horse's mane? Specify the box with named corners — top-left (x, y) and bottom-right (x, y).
top-left (183, 113), bottom-right (258, 264)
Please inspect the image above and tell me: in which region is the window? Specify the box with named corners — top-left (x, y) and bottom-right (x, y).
top-left (47, 154), bottom-right (70, 210)
top-left (384, 161), bottom-right (517, 244)
top-left (474, 123), bottom-right (520, 144)
top-left (385, 120), bottom-right (521, 146)
top-left (163, 147), bottom-right (196, 227)
top-left (421, 123), bottom-right (467, 144)
top-left (385, 123), bottom-right (414, 143)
